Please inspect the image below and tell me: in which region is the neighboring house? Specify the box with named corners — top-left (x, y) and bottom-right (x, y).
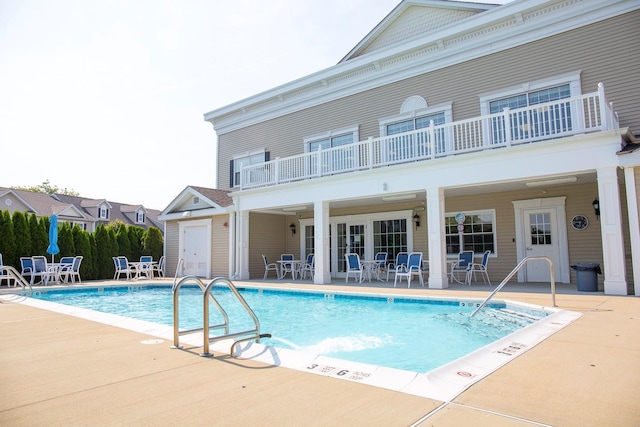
top-left (167, 0), bottom-right (640, 295)
top-left (159, 186), bottom-right (233, 277)
top-left (0, 187), bottom-right (163, 232)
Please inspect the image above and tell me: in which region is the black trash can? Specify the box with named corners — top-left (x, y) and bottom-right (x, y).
top-left (571, 263), bottom-right (601, 292)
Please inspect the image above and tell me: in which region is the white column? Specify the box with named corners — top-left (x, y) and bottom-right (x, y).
top-left (427, 187), bottom-right (448, 289)
top-left (597, 167), bottom-right (627, 295)
top-left (623, 167), bottom-right (640, 296)
top-left (313, 200), bottom-right (331, 284)
top-left (228, 211), bottom-right (236, 278)
top-left (237, 209), bottom-right (250, 280)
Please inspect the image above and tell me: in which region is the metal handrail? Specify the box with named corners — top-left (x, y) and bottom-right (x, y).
top-left (172, 258), bottom-right (185, 290)
top-left (0, 266), bottom-right (32, 296)
top-left (171, 275), bottom-right (269, 357)
top-left (470, 256), bottom-right (556, 317)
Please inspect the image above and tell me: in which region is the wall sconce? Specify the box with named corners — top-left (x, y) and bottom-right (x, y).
top-left (289, 223), bottom-right (296, 235)
top-left (412, 213), bottom-right (421, 227)
top-left (592, 198), bottom-right (600, 219)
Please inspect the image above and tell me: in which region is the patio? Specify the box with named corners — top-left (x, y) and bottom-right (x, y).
top-left (1, 279), bottom-right (638, 425)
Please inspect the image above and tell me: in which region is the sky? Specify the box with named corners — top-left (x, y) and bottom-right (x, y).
top-left (0, 0), bottom-right (506, 210)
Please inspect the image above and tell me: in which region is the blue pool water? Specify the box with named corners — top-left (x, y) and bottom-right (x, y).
top-left (30, 285), bottom-right (542, 373)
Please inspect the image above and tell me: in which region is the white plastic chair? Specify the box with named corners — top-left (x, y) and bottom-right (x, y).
top-left (468, 250), bottom-right (491, 285)
top-left (394, 252), bottom-right (424, 288)
top-left (280, 254), bottom-right (296, 280)
top-left (153, 256), bottom-right (165, 277)
top-left (386, 252), bottom-right (408, 281)
top-left (450, 251), bottom-right (474, 284)
top-left (262, 255), bottom-right (279, 279)
top-left (344, 253), bottom-right (363, 283)
top-left (300, 254), bottom-right (315, 280)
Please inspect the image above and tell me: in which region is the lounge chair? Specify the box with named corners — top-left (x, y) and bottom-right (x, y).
top-left (394, 252), bottom-right (424, 288)
top-left (262, 255), bottom-right (279, 279)
top-left (386, 252), bottom-right (408, 281)
top-left (450, 251), bottom-right (474, 284)
top-left (468, 250), bottom-right (491, 285)
top-left (344, 253), bottom-right (363, 283)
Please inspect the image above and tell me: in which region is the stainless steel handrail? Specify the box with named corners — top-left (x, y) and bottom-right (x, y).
top-left (0, 266), bottom-right (32, 296)
top-left (470, 256), bottom-right (556, 317)
top-left (171, 275), bottom-right (269, 357)
top-left (172, 258), bottom-right (185, 291)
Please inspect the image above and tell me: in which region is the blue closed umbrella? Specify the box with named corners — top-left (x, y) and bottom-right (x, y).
top-left (47, 214), bottom-right (60, 263)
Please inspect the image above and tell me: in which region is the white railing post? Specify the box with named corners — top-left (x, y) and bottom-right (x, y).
top-left (274, 158), bottom-right (280, 185)
top-left (503, 107), bottom-right (512, 147)
top-left (316, 147), bottom-right (322, 177)
top-left (597, 82), bottom-right (607, 130)
top-left (429, 120), bottom-right (436, 159)
top-left (368, 136), bottom-right (374, 169)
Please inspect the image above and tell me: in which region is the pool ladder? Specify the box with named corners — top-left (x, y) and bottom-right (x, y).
top-left (470, 256), bottom-right (557, 317)
top-left (0, 266), bottom-right (32, 296)
top-left (171, 275), bottom-right (271, 357)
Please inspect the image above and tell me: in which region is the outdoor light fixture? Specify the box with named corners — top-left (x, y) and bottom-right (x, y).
top-left (592, 198), bottom-right (600, 219)
top-left (413, 213), bottom-right (421, 227)
top-left (290, 223), bottom-right (296, 235)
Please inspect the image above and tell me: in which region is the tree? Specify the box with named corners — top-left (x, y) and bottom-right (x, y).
top-left (28, 213), bottom-right (47, 257)
top-left (128, 226), bottom-right (144, 260)
top-left (0, 210), bottom-right (16, 266)
top-left (57, 223), bottom-right (75, 259)
top-left (13, 179), bottom-right (79, 196)
top-left (94, 225), bottom-right (113, 279)
top-left (72, 226), bottom-right (93, 281)
top-left (115, 223), bottom-right (131, 260)
top-left (11, 211), bottom-right (31, 260)
top-left (142, 227), bottom-right (163, 262)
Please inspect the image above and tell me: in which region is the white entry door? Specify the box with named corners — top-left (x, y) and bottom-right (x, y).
top-left (523, 209), bottom-right (559, 282)
top-left (513, 197), bottom-right (570, 283)
top-left (182, 224), bottom-right (209, 277)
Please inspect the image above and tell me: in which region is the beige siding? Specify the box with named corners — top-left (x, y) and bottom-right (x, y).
top-left (210, 215), bottom-right (230, 277)
top-left (217, 11), bottom-right (640, 191)
top-left (248, 213), bottom-right (290, 279)
top-left (164, 220), bottom-right (180, 277)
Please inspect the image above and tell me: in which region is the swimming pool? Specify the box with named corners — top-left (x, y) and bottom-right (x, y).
top-left (32, 284), bottom-right (539, 372)
top-left (15, 283), bottom-right (580, 400)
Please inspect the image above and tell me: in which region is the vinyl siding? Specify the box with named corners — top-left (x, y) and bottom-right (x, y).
top-left (210, 215), bottom-right (230, 277)
top-left (217, 10), bottom-right (640, 191)
top-left (248, 212), bottom-right (290, 278)
top-left (164, 221), bottom-right (180, 277)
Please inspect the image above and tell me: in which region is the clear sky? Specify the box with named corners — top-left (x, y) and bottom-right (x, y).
top-left (0, 0), bottom-right (506, 210)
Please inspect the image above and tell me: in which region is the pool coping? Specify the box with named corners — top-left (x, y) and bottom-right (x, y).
top-left (1, 283), bottom-right (582, 402)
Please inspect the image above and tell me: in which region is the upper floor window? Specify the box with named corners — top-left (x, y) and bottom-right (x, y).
top-left (304, 126), bottom-right (359, 152)
top-left (99, 206), bottom-right (109, 219)
top-left (230, 150), bottom-right (268, 187)
top-left (385, 112), bottom-right (446, 135)
top-left (136, 211), bottom-right (145, 223)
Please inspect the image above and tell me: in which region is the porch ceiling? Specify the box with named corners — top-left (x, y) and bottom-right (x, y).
top-left (259, 172), bottom-right (598, 214)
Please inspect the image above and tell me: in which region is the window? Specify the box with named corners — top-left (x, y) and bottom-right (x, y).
top-left (445, 211), bottom-right (495, 255)
top-left (193, 197), bottom-right (200, 205)
top-left (99, 206), bottom-right (109, 219)
top-left (230, 151), bottom-right (268, 187)
top-left (480, 72), bottom-right (581, 145)
top-left (136, 211), bottom-right (145, 223)
top-left (373, 219), bottom-right (407, 262)
top-left (304, 225), bottom-right (314, 257)
top-left (304, 126), bottom-right (359, 175)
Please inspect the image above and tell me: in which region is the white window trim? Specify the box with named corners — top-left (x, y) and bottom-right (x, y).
top-left (99, 205), bottom-right (108, 219)
top-left (478, 71), bottom-right (582, 116)
top-left (379, 102), bottom-right (453, 136)
top-left (444, 209), bottom-right (497, 258)
top-left (303, 125), bottom-right (359, 152)
top-left (232, 148), bottom-right (266, 187)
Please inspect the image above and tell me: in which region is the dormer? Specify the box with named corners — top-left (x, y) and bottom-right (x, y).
top-left (81, 199), bottom-right (113, 220)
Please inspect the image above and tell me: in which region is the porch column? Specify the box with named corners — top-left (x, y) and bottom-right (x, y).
top-left (313, 200), bottom-right (331, 284)
top-left (597, 167), bottom-right (627, 295)
top-left (228, 210), bottom-right (236, 278)
top-left (237, 209), bottom-right (250, 280)
top-left (623, 167), bottom-right (640, 296)
top-left (427, 187), bottom-right (448, 288)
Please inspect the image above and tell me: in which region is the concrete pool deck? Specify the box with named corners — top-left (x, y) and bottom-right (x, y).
top-left (1, 279), bottom-right (639, 426)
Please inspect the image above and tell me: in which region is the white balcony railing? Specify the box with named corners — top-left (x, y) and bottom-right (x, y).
top-left (240, 84), bottom-right (618, 190)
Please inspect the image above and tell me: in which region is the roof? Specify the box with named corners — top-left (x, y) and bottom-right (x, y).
top-left (159, 185), bottom-right (233, 220)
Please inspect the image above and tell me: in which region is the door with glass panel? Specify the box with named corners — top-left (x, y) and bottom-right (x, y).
top-left (336, 223), bottom-right (365, 274)
top-left (524, 209), bottom-right (560, 282)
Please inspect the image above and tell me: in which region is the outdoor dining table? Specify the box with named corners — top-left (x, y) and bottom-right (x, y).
top-left (276, 260), bottom-right (304, 280)
top-left (360, 260), bottom-right (385, 282)
top-left (128, 261), bottom-right (157, 279)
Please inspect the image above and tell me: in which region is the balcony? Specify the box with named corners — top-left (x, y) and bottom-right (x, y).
top-left (240, 84), bottom-right (618, 190)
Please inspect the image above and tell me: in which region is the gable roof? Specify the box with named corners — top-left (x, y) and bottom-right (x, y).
top-left (160, 185), bottom-right (232, 220)
top-left (340, 0), bottom-right (496, 62)
top-left (0, 187), bottom-right (87, 219)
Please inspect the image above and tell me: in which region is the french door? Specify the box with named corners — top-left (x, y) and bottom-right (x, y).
top-left (336, 223), bottom-right (365, 274)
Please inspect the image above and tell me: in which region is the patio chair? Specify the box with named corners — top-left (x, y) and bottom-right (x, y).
top-left (374, 252), bottom-right (387, 278)
top-left (262, 255), bottom-right (279, 279)
top-left (152, 256), bottom-right (165, 277)
top-left (450, 251), bottom-right (474, 284)
top-left (280, 254), bottom-right (296, 280)
top-left (0, 253), bottom-right (9, 287)
top-left (20, 257), bottom-right (33, 283)
top-left (300, 254), bottom-right (315, 280)
top-left (468, 250), bottom-right (491, 286)
top-left (31, 255), bottom-right (53, 286)
top-left (60, 256), bottom-right (83, 284)
top-left (394, 252), bottom-right (424, 288)
top-left (113, 256), bottom-right (134, 280)
top-left (386, 252), bottom-right (408, 281)
top-left (344, 253), bottom-right (364, 283)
